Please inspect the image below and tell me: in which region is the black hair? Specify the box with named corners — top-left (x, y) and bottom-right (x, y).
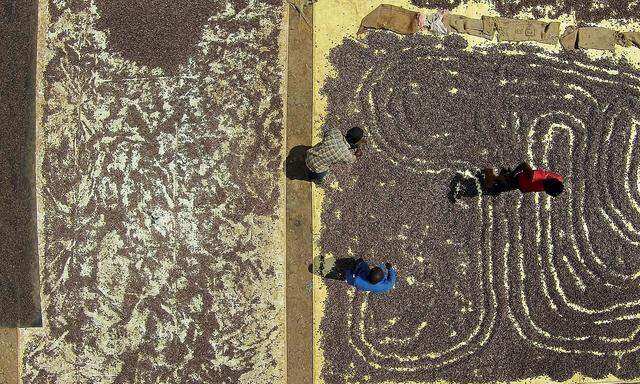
top-left (369, 267), bottom-right (385, 284)
top-left (543, 178), bottom-right (564, 197)
top-left (345, 127), bottom-right (364, 145)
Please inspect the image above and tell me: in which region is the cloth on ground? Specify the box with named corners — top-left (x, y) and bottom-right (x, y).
top-left (444, 14), bottom-right (494, 39)
top-left (357, 4), bottom-right (421, 35)
top-left (486, 17), bottom-right (560, 45)
top-left (424, 10), bottom-right (448, 35)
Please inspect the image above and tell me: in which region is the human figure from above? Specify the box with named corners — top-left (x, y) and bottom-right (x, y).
top-left (344, 258), bottom-right (397, 293)
top-left (483, 162), bottom-right (564, 197)
top-left (305, 127), bottom-right (365, 183)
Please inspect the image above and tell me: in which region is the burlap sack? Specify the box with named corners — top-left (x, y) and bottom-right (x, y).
top-left (561, 26), bottom-right (618, 51)
top-left (620, 32), bottom-right (640, 48)
top-left (559, 26), bottom-right (579, 50)
top-left (488, 17), bottom-right (560, 45)
top-left (578, 27), bottom-right (618, 51)
top-left (444, 14), bottom-right (494, 39)
top-left (358, 4), bottom-right (421, 35)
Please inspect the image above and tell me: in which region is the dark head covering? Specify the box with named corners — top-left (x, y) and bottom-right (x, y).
top-left (369, 266), bottom-right (385, 284)
top-left (345, 127), bottom-right (364, 145)
top-left (543, 178), bottom-right (564, 197)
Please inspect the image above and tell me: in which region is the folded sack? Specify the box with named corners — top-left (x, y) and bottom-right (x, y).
top-left (358, 4), bottom-right (421, 35)
top-left (560, 26), bottom-right (619, 51)
top-left (444, 14), bottom-right (494, 39)
top-left (487, 17), bottom-right (560, 45)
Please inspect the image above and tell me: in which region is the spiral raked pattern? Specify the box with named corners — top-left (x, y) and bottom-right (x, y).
top-left (319, 33), bottom-right (640, 383)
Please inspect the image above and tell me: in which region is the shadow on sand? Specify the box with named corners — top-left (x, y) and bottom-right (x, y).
top-left (447, 168), bottom-right (517, 203)
top-left (308, 255), bottom-right (358, 281)
top-left (447, 170), bottom-right (483, 203)
top-left (286, 145), bottom-right (312, 181)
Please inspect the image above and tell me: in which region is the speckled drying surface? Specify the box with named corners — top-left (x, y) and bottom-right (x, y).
top-left (0, 0), bottom-right (40, 327)
top-left (21, 0), bottom-right (286, 382)
top-left (410, 0), bottom-right (639, 21)
top-left (319, 32), bottom-right (640, 383)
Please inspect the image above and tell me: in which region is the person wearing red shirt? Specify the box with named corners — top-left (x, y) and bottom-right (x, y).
top-left (483, 162), bottom-right (564, 197)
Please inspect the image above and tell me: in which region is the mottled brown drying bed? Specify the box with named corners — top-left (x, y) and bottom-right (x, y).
top-left (22, 0), bottom-right (286, 382)
top-left (319, 32), bottom-right (640, 383)
top-left (410, 0), bottom-right (639, 22)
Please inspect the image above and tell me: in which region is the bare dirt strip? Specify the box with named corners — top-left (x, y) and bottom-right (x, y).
top-left (319, 32), bottom-right (640, 383)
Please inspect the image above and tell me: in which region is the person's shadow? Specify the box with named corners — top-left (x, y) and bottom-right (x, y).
top-left (308, 255), bottom-right (358, 281)
top-left (447, 170), bottom-right (483, 203)
top-left (286, 145), bottom-right (312, 181)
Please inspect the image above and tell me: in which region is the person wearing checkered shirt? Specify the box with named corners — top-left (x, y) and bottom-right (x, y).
top-left (305, 127), bottom-right (364, 182)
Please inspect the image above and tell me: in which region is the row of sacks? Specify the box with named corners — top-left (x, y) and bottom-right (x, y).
top-left (358, 4), bottom-right (640, 51)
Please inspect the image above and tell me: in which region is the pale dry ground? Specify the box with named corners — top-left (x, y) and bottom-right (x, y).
top-left (0, 329), bottom-right (18, 384)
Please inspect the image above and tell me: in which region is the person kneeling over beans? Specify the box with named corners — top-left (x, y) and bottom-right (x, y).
top-left (344, 258), bottom-right (397, 293)
top-left (483, 162), bottom-right (564, 197)
top-left (305, 127), bottom-right (365, 183)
